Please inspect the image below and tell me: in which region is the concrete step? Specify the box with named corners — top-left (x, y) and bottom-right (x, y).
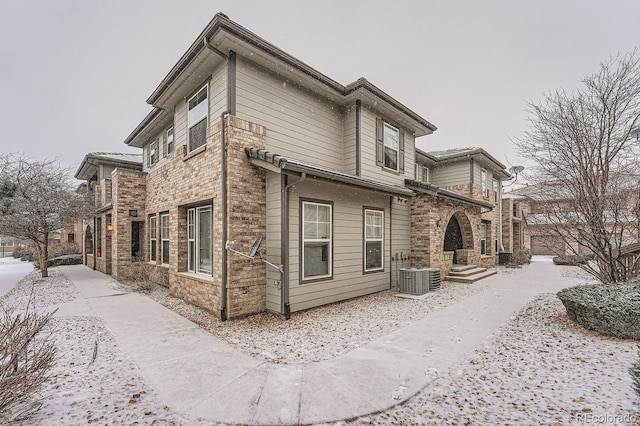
top-left (448, 267), bottom-right (488, 277)
top-left (450, 264), bottom-right (478, 273)
top-left (445, 269), bottom-right (497, 284)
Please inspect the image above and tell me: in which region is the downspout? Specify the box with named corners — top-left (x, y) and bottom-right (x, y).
top-left (468, 155), bottom-right (474, 198)
top-left (204, 36), bottom-right (232, 321)
top-left (282, 172), bottom-right (306, 320)
top-left (220, 110), bottom-right (230, 321)
top-left (389, 196), bottom-right (393, 289)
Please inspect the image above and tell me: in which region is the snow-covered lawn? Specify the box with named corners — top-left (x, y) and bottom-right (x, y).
top-left (2, 265), bottom-right (638, 425)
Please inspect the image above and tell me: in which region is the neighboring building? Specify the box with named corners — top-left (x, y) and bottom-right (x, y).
top-left (75, 152), bottom-right (143, 275)
top-left (77, 13), bottom-right (510, 320)
top-left (0, 235), bottom-right (18, 257)
top-left (501, 193), bottom-right (524, 255)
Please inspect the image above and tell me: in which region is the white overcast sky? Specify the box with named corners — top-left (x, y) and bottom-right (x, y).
top-left (1, 0), bottom-right (639, 177)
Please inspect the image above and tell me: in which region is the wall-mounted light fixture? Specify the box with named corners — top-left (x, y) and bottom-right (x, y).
top-left (129, 209), bottom-right (138, 217)
top-left (436, 218), bottom-right (442, 228)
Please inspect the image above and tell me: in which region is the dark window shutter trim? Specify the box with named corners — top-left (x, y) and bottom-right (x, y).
top-left (399, 130), bottom-right (405, 172)
top-left (376, 118), bottom-right (384, 166)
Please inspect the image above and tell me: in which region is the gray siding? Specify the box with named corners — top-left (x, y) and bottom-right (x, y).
top-left (430, 161), bottom-right (470, 187)
top-left (390, 198), bottom-right (411, 287)
top-left (235, 57), bottom-right (345, 170)
top-left (359, 106), bottom-right (415, 186)
top-left (283, 179), bottom-right (392, 313)
top-left (343, 104), bottom-right (357, 175)
top-left (265, 172), bottom-right (282, 313)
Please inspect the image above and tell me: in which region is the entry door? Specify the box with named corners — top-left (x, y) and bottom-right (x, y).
top-left (444, 216), bottom-right (464, 263)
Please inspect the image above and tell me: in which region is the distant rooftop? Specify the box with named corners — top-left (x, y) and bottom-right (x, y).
top-left (427, 147), bottom-right (481, 159)
top-left (75, 152), bottom-right (143, 180)
top-left (87, 152), bottom-right (142, 163)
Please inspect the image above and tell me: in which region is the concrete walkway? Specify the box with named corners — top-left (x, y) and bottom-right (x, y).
top-left (54, 257), bottom-right (587, 425)
top-left (0, 257), bottom-right (34, 297)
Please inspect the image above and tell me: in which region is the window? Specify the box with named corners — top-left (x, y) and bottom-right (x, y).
top-left (96, 217), bottom-right (102, 257)
top-left (422, 166), bottom-right (429, 184)
top-left (364, 209), bottom-right (384, 272)
top-left (302, 201), bottom-right (332, 280)
top-left (131, 221), bottom-right (143, 262)
top-left (161, 213), bottom-right (169, 265)
top-left (67, 233), bottom-right (75, 243)
top-left (149, 140), bottom-right (159, 166)
top-left (166, 126), bottom-right (174, 155)
top-left (188, 85), bottom-right (208, 152)
top-left (414, 163), bottom-right (419, 180)
top-left (383, 123), bottom-right (399, 171)
top-left (149, 214), bottom-right (157, 262)
top-left (495, 223), bottom-right (499, 253)
top-left (480, 222), bottom-right (487, 255)
top-left (481, 167), bottom-right (488, 197)
top-left (493, 178), bottom-right (499, 193)
top-left (187, 206), bottom-right (212, 274)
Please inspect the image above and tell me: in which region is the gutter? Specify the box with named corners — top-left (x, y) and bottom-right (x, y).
top-left (281, 172), bottom-right (306, 320)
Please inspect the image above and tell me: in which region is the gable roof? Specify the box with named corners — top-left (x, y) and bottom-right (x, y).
top-left (416, 146), bottom-right (511, 179)
top-left (125, 13), bottom-right (436, 148)
top-left (75, 152), bottom-right (143, 180)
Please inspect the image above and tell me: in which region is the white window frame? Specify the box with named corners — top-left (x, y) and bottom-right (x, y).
top-left (160, 213), bottom-right (169, 265)
top-left (492, 178), bottom-right (499, 193)
top-left (149, 214), bottom-right (157, 262)
top-left (481, 167), bottom-right (488, 197)
top-left (383, 122), bottom-right (399, 172)
top-left (422, 165), bottom-right (429, 184)
top-left (480, 222), bottom-right (487, 255)
top-left (187, 205), bottom-right (212, 275)
top-left (414, 162), bottom-right (419, 180)
top-left (166, 126), bottom-right (174, 155)
top-left (302, 201), bottom-right (332, 281)
top-left (149, 139), bottom-right (159, 166)
top-left (364, 209), bottom-right (384, 272)
top-left (187, 85), bottom-right (208, 152)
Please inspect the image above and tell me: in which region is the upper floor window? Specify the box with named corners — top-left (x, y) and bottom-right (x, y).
top-left (422, 166), bottom-right (429, 184)
top-left (187, 85), bottom-right (208, 152)
top-left (148, 140), bottom-right (159, 167)
top-left (481, 167), bottom-right (488, 197)
top-left (166, 127), bottom-right (174, 155)
top-left (376, 118), bottom-right (404, 173)
top-left (414, 163), bottom-right (419, 180)
top-left (492, 178), bottom-right (498, 193)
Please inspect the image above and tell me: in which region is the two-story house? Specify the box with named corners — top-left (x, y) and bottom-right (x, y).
top-left (77, 13), bottom-right (510, 320)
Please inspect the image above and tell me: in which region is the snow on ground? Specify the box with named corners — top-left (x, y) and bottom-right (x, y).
top-left (2, 263), bottom-right (638, 425)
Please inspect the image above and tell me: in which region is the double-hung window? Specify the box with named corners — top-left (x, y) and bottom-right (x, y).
top-left (149, 140), bottom-right (159, 166)
top-left (364, 209), bottom-right (384, 272)
top-left (481, 167), bottom-right (488, 197)
top-left (480, 222), bottom-right (487, 255)
top-left (187, 205), bottom-right (212, 275)
top-left (187, 85), bottom-right (208, 152)
top-left (160, 213), bottom-right (169, 265)
top-left (383, 123), bottom-right (400, 171)
top-left (422, 166), bottom-right (429, 184)
top-left (414, 163), bottom-right (419, 180)
top-left (302, 201), bottom-right (332, 280)
top-left (166, 126), bottom-right (174, 155)
top-left (149, 214), bottom-right (157, 262)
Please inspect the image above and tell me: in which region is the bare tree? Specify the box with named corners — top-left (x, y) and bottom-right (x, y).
top-left (0, 154), bottom-right (85, 277)
top-left (515, 50), bottom-right (640, 283)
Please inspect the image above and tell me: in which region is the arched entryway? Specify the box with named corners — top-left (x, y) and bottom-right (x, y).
top-left (443, 211), bottom-right (474, 264)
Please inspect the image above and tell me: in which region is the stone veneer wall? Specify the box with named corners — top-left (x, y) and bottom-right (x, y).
top-left (411, 193), bottom-right (483, 278)
top-left (111, 169), bottom-right (147, 282)
top-left (143, 116), bottom-right (266, 319)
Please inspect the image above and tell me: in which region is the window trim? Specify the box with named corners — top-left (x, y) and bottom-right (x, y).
top-left (187, 84), bottom-right (209, 153)
top-left (187, 205), bottom-right (213, 275)
top-left (166, 126), bottom-right (174, 155)
top-left (149, 139), bottom-right (159, 166)
top-left (149, 214), bottom-right (157, 263)
top-left (363, 208), bottom-right (384, 273)
top-left (300, 199), bottom-right (333, 283)
top-left (383, 122), bottom-right (400, 172)
top-left (480, 222), bottom-right (487, 256)
top-left (422, 165), bottom-right (429, 184)
top-left (414, 162), bottom-right (419, 180)
top-left (481, 167), bottom-right (488, 197)
top-left (160, 212), bottom-right (169, 265)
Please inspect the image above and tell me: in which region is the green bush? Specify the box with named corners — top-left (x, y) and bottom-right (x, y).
top-left (631, 345), bottom-right (640, 398)
top-left (557, 281), bottom-right (640, 340)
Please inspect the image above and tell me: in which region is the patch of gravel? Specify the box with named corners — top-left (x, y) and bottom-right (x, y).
top-left (128, 280), bottom-right (489, 364)
top-left (22, 316), bottom-right (190, 426)
top-left (1, 268), bottom-right (78, 308)
top-left (342, 294), bottom-right (639, 425)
